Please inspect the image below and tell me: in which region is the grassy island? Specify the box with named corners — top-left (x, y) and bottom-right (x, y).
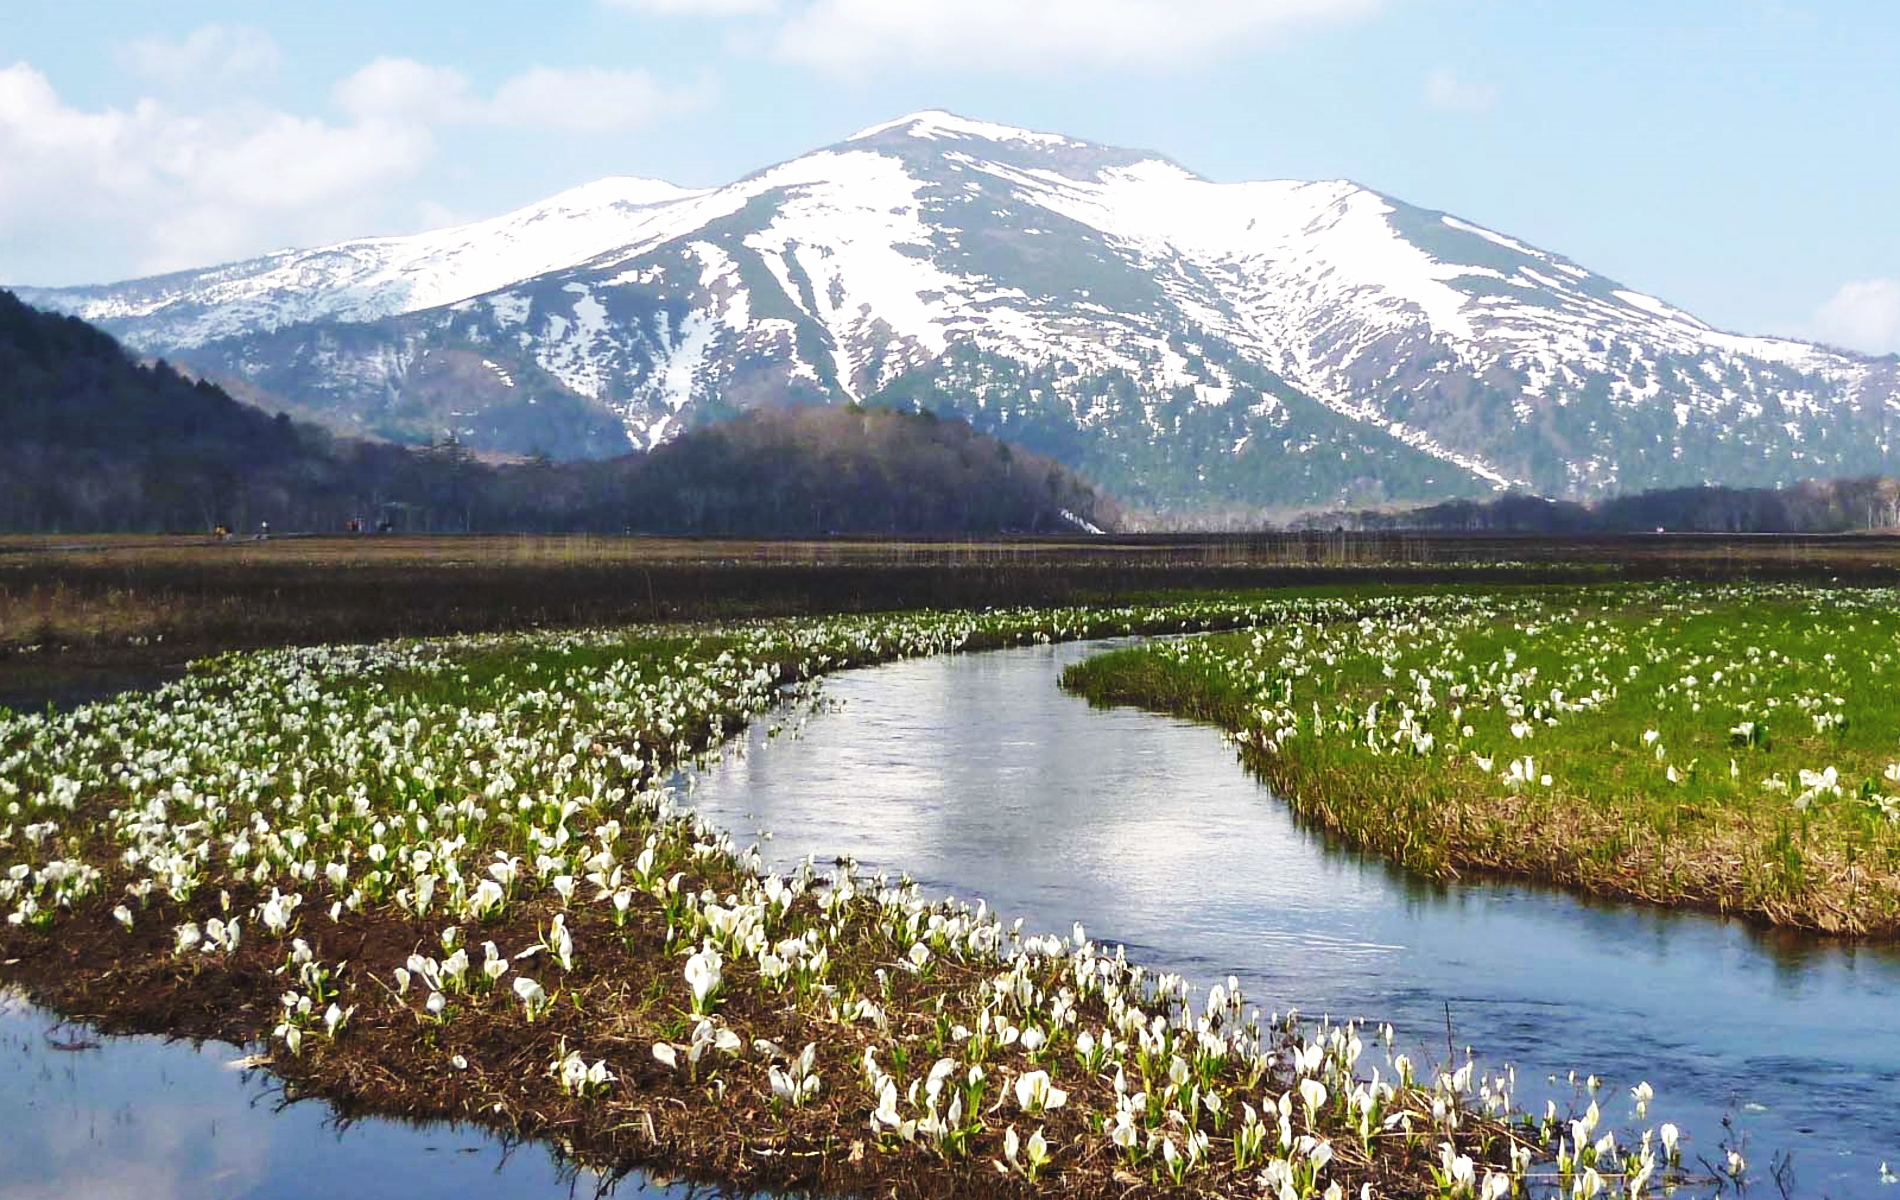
top-left (1065, 582), bottom-right (1900, 937)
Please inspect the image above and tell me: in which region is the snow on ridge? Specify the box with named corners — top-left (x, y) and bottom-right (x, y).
top-left (48, 110), bottom-right (1879, 398)
top-left (975, 155), bottom-right (1348, 257)
top-left (65, 112), bottom-right (1858, 393)
top-left (1440, 215), bottom-right (1548, 260)
top-left (963, 158), bottom-right (1482, 345)
top-left (562, 142), bottom-right (1831, 426)
top-left (1612, 289), bottom-right (1707, 328)
top-left (846, 110), bottom-right (1076, 147)
top-left (513, 176), bottom-right (706, 215)
top-left (1604, 289), bottom-right (1846, 368)
top-left (45, 174), bottom-right (718, 348)
top-left (1700, 329), bottom-right (1838, 369)
top-left (41, 110), bottom-right (1884, 480)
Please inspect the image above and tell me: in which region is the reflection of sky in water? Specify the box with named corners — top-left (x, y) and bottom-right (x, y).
top-left (686, 639), bottom-right (1900, 1199)
top-left (0, 988), bottom-right (686, 1200)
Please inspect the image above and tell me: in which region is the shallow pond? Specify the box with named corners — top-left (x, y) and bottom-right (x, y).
top-left (683, 638), bottom-right (1900, 1198)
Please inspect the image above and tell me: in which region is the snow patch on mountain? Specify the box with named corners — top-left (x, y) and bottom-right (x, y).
top-left (536, 285), bottom-right (616, 399)
top-left (1612, 289), bottom-right (1709, 330)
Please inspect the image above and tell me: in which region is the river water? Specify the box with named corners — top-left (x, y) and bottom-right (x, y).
top-left (3, 637), bottom-right (1898, 1196)
top-left (0, 987), bottom-right (697, 1199)
top-left (682, 639), bottom-right (1900, 1198)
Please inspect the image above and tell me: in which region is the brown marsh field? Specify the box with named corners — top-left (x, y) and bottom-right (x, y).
top-left (8, 529), bottom-right (1900, 665)
top-left (6, 529), bottom-right (1900, 715)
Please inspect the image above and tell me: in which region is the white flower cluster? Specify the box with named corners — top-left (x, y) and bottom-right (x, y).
top-left (1192, 584), bottom-right (1900, 833)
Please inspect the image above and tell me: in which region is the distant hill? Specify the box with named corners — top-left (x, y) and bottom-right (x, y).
top-left (0, 291), bottom-right (1117, 535)
top-left (614, 404), bottom-right (1118, 535)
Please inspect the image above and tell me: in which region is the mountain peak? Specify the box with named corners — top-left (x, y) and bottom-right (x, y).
top-left (845, 110), bottom-right (1079, 148)
top-left (838, 109), bottom-right (1195, 186)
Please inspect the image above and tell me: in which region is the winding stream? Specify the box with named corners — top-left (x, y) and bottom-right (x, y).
top-left (683, 638), bottom-right (1900, 1198)
top-left (3, 636), bottom-right (1898, 1196)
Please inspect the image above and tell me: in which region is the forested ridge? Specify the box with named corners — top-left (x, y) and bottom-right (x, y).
top-left (0, 291), bottom-right (1118, 535)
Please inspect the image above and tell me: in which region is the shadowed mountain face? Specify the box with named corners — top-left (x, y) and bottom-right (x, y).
top-left (18, 111), bottom-right (1899, 513)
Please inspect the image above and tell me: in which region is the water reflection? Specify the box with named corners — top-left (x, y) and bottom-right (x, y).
top-left (0, 988), bottom-right (694, 1200)
top-left (684, 638), bottom-right (1900, 1199)
top-left (0, 666), bottom-right (185, 716)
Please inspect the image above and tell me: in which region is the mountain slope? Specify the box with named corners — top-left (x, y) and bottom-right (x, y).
top-left (17, 176), bottom-right (709, 348)
top-left (0, 287), bottom-right (414, 532)
top-left (17, 110), bottom-right (1898, 510)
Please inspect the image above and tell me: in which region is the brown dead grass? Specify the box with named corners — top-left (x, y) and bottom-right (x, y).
top-left (1250, 741), bottom-right (1900, 938)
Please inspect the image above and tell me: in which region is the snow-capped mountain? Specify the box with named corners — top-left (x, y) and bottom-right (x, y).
top-left (22, 176), bottom-right (710, 347)
top-left (18, 110), bottom-right (1898, 508)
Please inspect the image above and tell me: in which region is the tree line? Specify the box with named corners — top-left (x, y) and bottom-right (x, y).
top-left (1325, 477), bottom-right (1900, 535)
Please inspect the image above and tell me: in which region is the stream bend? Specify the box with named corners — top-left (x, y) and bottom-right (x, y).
top-left (683, 638), bottom-right (1900, 1198)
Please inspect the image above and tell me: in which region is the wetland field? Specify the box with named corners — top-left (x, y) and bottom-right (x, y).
top-left (3, 535), bottom-right (1900, 1198)
top-left (9, 529), bottom-right (1900, 665)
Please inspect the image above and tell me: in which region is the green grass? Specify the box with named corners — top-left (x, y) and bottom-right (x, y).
top-left (1064, 582), bottom-right (1900, 935)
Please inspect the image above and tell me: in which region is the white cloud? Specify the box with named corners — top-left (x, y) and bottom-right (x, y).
top-left (489, 66), bottom-right (714, 134)
top-left (118, 24), bottom-right (283, 92)
top-left (184, 112), bottom-right (432, 211)
top-left (334, 57), bottom-right (476, 125)
top-left (600, 0), bottom-right (779, 12)
top-left (1423, 67), bottom-right (1496, 113)
top-left (0, 52), bottom-right (710, 284)
top-left (1811, 279), bottom-right (1900, 356)
top-left (335, 59), bottom-right (711, 135)
top-left (0, 62), bottom-right (430, 278)
top-left (770, 0), bottom-right (1381, 74)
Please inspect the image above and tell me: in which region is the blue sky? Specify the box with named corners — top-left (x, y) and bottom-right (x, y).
top-left (2, 0), bottom-right (1897, 352)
